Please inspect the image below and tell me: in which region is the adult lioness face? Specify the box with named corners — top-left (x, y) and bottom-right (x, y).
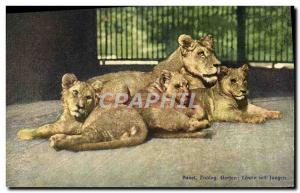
top-left (178, 34), bottom-right (221, 85)
top-left (219, 64), bottom-right (249, 100)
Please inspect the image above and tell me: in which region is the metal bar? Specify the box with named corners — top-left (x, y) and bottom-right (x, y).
top-left (115, 7), bottom-right (118, 59)
top-left (146, 7), bottom-right (149, 59)
top-left (156, 6), bottom-right (159, 59)
top-left (161, 7), bottom-right (165, 58)
top-left (166, 6), bottom-right (170, 56)
top-left (224, 6), bottom-right (228, 60)
top-left (262, 7), bottom-right (266, 62)
top-left (192, 7), bottom-right (195, 38)
top-left (98, 9), bottom-right (102, 59)
top-left (136, 7), bottom-right (139, 59)
top-left (120, 7), bottom-right (123, 58)
top-left (151, 6), bottom-right (154, 59)
top-left (227, 6), bottom-right (229, 61)
top-left (268, 7), bottom-right (272, 61)
top-left (219, 7), bottom-right (223, 58)
top-left (171, 6), bottom-right (175, 54)
top-left (200, 7), bottom-right (204, 37)
top-left (158, 7), bottom-right (163, 58)
top-left (258, 7), bottom-right (261, 61)
top-left (290, 6), bottom-right (295, 62)
top-left (280, 7), bottom-right (284, 61)
top-left (131, 7), bottom-right (134, 59)
top-left (252, 7), bottom-right (255, 61)
top-left (274, 7), bottom-right (278, 62)
top-left (177, 6), bottom-right (180, 39)
top-left (237, 6), bottom-right (246, 62)
top-left (141, 7), bottom-right (144, 58)
top-left (232, 6), bottom-right (236, 61)
top-left (110, 8), bottom-right (113, 57)
top-left (105, 8), bottom-right (108, 59)
top-left (197, 6), bottom-right (200, 38)
top-left (286, 7), bottom-right (290, 62)
top-left (245, 7), bottom-right (249, 59)
top-left (125, 7), bottom-right (128, 58)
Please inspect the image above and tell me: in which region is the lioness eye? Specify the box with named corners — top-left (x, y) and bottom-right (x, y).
top-left (230, 79), bottom-right (237, 84)
top-left (175, 84), bottom-right (181, 89)
top-left (198, 51), bottom-right (205, 57)
top-left (72, 90), bottom-right (78, 97)
top-left (86, 96), bottom-right (92, 100)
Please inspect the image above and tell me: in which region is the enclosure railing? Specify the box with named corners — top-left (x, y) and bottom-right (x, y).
top-left (97, 6), bottom-right (294, 64)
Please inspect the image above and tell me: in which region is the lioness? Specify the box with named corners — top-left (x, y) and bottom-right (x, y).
top-left (87, 34), bottom-right (221, 102)
top-left (193, 64), bottom-right (282, 123)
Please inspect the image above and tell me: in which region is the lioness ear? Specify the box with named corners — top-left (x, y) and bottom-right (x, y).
top-left (62, 73), bottom-right (78, 89)
top-left (200, 34), bottom-right (214, 50)
top-left (178, 34), bottom-right (194, 49)
top-left (241, 64), bottom-right (249, 72)
top-left (91, 80), bottom-right (103, 93)
top-left (159, 70), bottom-right (172, 87)
top-left (178, 34), bottom-right (194, 56)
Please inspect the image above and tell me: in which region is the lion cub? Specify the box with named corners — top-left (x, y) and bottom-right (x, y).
top-left (18, 73), bottom-right (148, 151)
top-left (193, 64), bottom-right (282, 123)
top-left (132, 70), bottom-right (213, 138)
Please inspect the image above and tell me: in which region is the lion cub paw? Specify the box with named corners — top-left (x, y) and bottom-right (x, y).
top-left (202, 130), bottom-right (216, 139)
top-left (266, 111), bottom-right (282, 119)
top-left (49, 134), bottom-right (67, 150)
top-left (244, 114), bottom-right (266, 124)
top-left (17, 129), bottom-right (35, 140)
top-left (188, 119), bottom-right (210, 131)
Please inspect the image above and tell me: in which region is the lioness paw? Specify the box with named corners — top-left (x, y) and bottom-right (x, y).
top-left (17, 129), bottom-right (35, 140)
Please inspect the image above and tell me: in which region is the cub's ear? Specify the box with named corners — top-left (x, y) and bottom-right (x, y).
top-left (159, 70), bottom-right (173, 86)
top-left (219, 66), bottom-right (229, 76)
top-left (62, 73), bottom-right (78, 89)
top-left (200, 34), bottom-right (214, 50)
top-left (91, 80), bottom-right (103, 92)
top-left (241, 64), bottom-right (249, 72)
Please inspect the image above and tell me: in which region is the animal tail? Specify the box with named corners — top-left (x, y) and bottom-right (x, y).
top-left (152, 129), bottom-right (215, 139)
top-left (67, 126), bottom-right (148, 152)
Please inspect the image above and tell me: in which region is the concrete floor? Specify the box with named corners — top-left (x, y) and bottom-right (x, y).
top-left (6, 97), bottom-right (294, 187)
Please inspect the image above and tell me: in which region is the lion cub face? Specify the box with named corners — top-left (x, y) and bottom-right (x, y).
top-left (159, 70), bottom-right (190, 104)
top-left (219, 64), bottom-right (249, 100)
top-left (178, 34), bottom-right (221, 85)
top-left (61, 73), bottom-right (102, 120)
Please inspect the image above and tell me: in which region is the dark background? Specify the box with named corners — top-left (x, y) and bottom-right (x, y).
top-left (6, 8), bottom-right (294, 105)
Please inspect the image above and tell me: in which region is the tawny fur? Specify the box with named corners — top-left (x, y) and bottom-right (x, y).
top-left (193, 64), bottom-right (282, 123)
top-left (134, 70), bottom-right (213, 138)
top-left (87, 34), bottom-right (221, 103)
top-left (17, 73), bottom-right (148, 151)
top-left (17, 71), bottom-right (213, 152)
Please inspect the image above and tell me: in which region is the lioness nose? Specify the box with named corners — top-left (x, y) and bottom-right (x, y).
top-left (212, 56), bottom-right (221, 66)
